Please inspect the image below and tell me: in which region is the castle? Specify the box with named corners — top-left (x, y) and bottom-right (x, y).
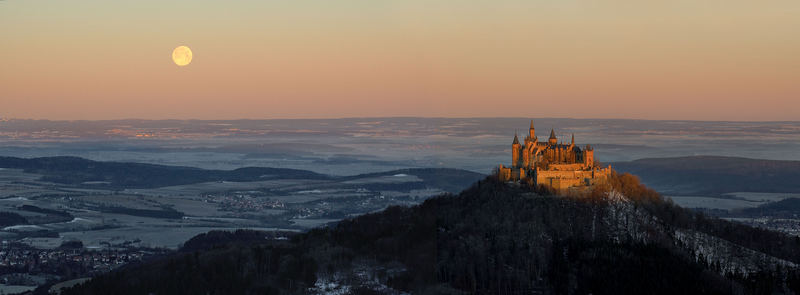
top-left (497, 120), bottom-right (612, 192)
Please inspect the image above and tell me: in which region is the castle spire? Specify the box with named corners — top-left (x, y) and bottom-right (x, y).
top-left (571, 133), bottom-right (575, 145)
top-left (529, 120), bottom-right (536, 139)
top-left (511, 132), bottom-right (521, 168)
top-left (548, 129), bottom-right (557, 145)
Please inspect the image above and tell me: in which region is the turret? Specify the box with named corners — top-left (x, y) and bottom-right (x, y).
top-left (548, 129), bottom-right (557, 145)
top-left (512, 133), bottom-right (521, 168)
top-left (571, 134), bottom-right (575, 145)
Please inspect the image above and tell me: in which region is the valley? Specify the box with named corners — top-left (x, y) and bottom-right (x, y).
top-left (0, 164), bottom-right (482, 250)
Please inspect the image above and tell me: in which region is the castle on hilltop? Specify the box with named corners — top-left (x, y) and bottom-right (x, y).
top-left (497, 120), bottom-right (611, 192)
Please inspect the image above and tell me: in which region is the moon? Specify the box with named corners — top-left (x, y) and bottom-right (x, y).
top-left (172, 46), bottom-right (192, 66)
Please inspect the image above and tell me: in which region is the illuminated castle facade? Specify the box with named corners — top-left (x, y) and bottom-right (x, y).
top-left (497, 120), bottom-right (611, 192)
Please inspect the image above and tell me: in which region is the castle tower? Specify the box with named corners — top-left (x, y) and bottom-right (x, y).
top-left (584, 144), bottom-right (594, 167)
top-left (548, 129), bottom-right (557, 145)
top-left (512, 133), bottom-right (521, 168)
top-left (571, 134), bottom-right (575, 145)
top-left (522, 143), bottom-right (531, 168)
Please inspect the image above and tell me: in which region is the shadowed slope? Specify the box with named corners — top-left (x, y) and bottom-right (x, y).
top-left (60, 176), bottom-right (800, 294)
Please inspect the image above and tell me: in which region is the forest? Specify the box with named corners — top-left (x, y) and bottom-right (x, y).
top-left (58, 173), bottom-right (800, 294)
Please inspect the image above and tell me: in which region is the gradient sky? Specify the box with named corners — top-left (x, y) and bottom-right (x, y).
top-left (1, 0), bottom-right (799, 121)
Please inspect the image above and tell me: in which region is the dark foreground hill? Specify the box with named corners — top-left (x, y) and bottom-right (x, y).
top-left (59, 174), bottom-right (800, 295)
top-left (612, 156), bottom-right (800, 195)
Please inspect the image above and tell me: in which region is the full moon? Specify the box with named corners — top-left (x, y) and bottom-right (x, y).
top-left (172, 46), bottom-right (192, 66)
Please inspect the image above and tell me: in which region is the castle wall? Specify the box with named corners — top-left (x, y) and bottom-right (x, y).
top-left (536, 170), bottom-right (596, 179)
top-left (547, 163), bottom-right (585, 171)
top-left (544, 178), bottom-right (585, 191)
top-left (535, 168), bottom-right (610, 190)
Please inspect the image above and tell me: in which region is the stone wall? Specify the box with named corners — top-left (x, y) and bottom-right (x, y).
top-left (547, 163), bottom-right (586, 171)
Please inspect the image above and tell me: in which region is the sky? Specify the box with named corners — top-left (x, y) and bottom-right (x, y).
top-left (1, 0), bottom-right (799, 121)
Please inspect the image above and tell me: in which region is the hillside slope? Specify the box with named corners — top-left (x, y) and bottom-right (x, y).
top-left (60, 175), bottom-right (800, 295)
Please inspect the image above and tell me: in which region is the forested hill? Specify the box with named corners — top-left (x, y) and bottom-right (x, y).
top-left (0, 156), bottom-right (331, 188)
top-left (612, 156), bottom-right (800, 195)
top-left (61, 175), bottom-right (800, 295)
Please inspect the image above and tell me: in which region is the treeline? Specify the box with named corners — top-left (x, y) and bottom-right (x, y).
top-left (19, 204), bottom-right (72, 217)
top-left (91, 206), bottom-right (184, 219)
top-left (60, 236), bottom-right (317, 294)
top-left (7, 205), bottom-right (74, 225)
top-left (0, 212), bottom-right (28, 227)
top-left (180, 229), bottom-right (298, 252)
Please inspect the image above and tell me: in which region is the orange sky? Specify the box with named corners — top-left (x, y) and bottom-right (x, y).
top-left (1, 0), bottom-right (798, 121)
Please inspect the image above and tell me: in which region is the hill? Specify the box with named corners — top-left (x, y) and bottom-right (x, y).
top-left (738, 198), bottom-right (800, 218)
top-left (0, 156), bottom-right (331, 189)
top-left (60, 175), bottom-right (800, 294)
top-left (0, 157), bottom-right (485, 193)
top-left (612, 156), bottom-right (800, 195)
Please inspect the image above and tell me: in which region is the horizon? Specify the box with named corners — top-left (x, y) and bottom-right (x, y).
top-left (2, 116), bottom-right (800, 124)
top-left (2, 118), bottom-right (799, 171)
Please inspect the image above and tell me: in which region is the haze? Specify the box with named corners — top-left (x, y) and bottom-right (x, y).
top-left (1, 0), bottom-right (799, 121)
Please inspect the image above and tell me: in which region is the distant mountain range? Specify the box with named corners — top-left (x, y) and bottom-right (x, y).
top-left (5, 154), bottom-right (799, 196)
top-left (5, 154), bottom-right (800, 196)
top-left (59, 177), bottom-right (800, 295)
top-left (612, 156), bottom-right (800, 195)
top-left (0, 156), bottom-right (331, 188)
top-left (0, 156), bottom-right (484, 193)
